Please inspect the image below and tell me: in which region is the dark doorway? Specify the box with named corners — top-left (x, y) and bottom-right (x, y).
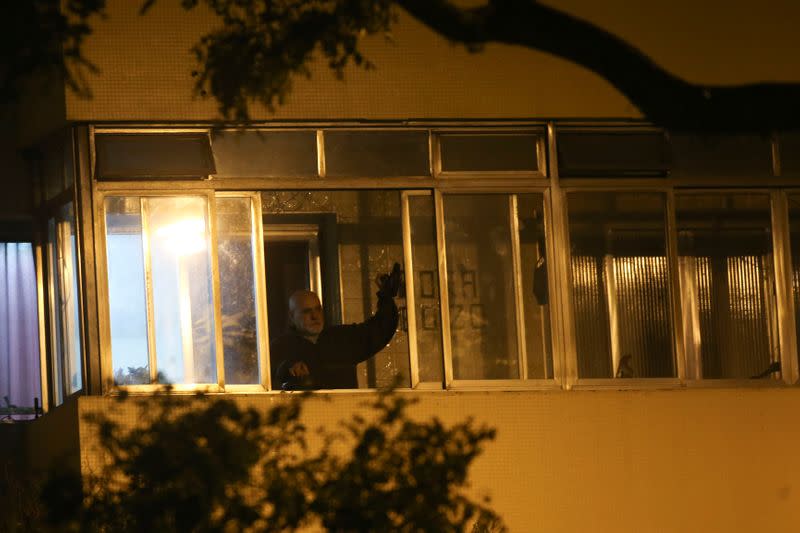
top-left (265, 240), bottom-right (312, 341)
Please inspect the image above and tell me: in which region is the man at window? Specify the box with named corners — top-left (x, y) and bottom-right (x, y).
top-left (271, 263), bottom-right (401, 390)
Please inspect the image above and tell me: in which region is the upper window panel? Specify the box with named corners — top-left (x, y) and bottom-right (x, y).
top-left (323, 131), bottom-right (430, 178)
top-left (676, 193), bottom-right (777, 379)
top-left (95, 133), bottom-right (215, 179)
top-left (778, 132), bottom-right (800, 176)
top-left (557, 130), bottom-right (669, 177)
top-left (438, 134), bottom-right (541, 174)
top-left (669, 134), bottom-right (773, 178)
top-left (211, 130), bottom-right (318, 178)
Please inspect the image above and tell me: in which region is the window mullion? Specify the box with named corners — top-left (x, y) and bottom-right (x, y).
top-left (249, 193), bottom-right (272, 390)
top-left (547, 123), bottom-right (577, 388)
top-left (434, 189), bottom-right (454, 388)
top-left (770, 190), bottom-right (799, 384)
top-left (207, 193), bottom-right (226, 389)
top-left (140, 198), bottom-right (158, 384)
top-left (401, 191), bottom-right (421, 388)
top-left (509, 194), bottom-right (529, 380)
top-left (666, 190), bottom-right (688, 381)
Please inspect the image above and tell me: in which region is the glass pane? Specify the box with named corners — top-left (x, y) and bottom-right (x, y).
top-left (443, 195), bottom-right (519, 380)
top-left (567, 192), bottom-right (673, 378)
top-left (324, 131), bottom-right (430, 177)
top-left (146, 197), bottom-right (216, 384)
top-left (216, 197), bottom-right (260, 384)
top-left (105, 197), bottom-right (150, 384)
top-left (676, 194), bottom-right (776, 379)
top-left (518, 194), bottom-right (553, 379)
top-left (439, 134), bottom-right (540, 173)
top-left (789, 196), bottom-right (800, 367)
top-left (408, 195), bottom-right (443, 382)
top-left (47, 218), bottom-right (64, 405)
top-left (211, 130), bottom-right (318, 178)
top-left (557, 131), bottom-right (668, 177)
top-left (95, 133), bottom-right (215, 179)
top-left (262, 190), bottom-right (409, 389)
top-left (47, 204), bottom-right (84, 404)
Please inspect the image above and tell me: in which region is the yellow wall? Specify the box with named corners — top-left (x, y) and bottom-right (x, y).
top-left (78, 389), bottom-right (800, 532)
top-left (63, 1), bottom-right (800, 123)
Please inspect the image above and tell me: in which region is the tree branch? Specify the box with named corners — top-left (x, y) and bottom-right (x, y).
top-left (397, 0), bottom-right (800, 132)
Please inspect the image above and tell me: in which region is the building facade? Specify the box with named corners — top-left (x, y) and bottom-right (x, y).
top-left (7, 1), bottom-right (800, 531)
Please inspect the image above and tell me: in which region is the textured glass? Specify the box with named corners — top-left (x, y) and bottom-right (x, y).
top-left (262, 190), bottom-right (410, 388)
top-left (216, 197), bottom-right (260, 384)
top-left (146, 197), bottom-right (216, 384)
top-left (676, 194), bottom-right (775, 379)
top-left (567, 192), bottom-right (673, 379)
top-left (408, 195), bottom-right (443, 382)
top-left (105, 198), bottom-right (150, 384)
top-left (443, 195), bottom-right (519, 379)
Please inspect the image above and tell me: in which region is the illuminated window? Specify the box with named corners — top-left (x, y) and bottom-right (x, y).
top-left (104, 196), bottom-right (217, 385)
top-left (262, 190), bottom-right (419, 389)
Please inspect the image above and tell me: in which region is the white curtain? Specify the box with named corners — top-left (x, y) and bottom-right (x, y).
top-left (0, 243), bottom-right (41, 410)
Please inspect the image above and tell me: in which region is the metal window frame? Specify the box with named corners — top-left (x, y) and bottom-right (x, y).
top-left (672, 188), bottom-right (788, 386)
top-left (558, 184), bottom-right (680, 388)
top-left (433, 130), bottom-right (548, 180)
top-left (434, 187), bottom-right (559, 390)
top-left (96, 189), bottom-right (227, 393)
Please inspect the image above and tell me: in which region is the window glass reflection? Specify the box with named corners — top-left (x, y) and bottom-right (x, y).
top-left (442, 193), bottom-right (551, 380)
top-left (676, 193), bottom-right (776, 379)
top-left (47, 203), bottom-right (83, 404)
top-left (216, 197), bottom-right (260, 385)
top-left (105, 198), bottom-right (149, 384)
top-left (262, 191), bottom-right (409, 389)
top-left (567, 192), bottom-right (673, 379)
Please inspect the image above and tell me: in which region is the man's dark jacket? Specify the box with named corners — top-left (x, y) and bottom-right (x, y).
top-left (270, 295), bottom-right (399, 389)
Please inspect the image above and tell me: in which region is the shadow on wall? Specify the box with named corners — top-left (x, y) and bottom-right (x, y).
top-left (33, 386), bottom-right (504, 532)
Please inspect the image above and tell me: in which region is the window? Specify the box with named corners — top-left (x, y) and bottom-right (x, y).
top-left (47, 203), bottom-right (83, 403)
top-left (262, 190), bottom-right (414, 388)
top-left (0, 242), bottom-right (41, 418)
top-left (676, 193), bottom-right (777, 379)
top-left (566, 192), bottom-right (674, 379)
top-left (105, 196), bottom-right (217, 385)
top-left (441, 193), bottom-right (552, 381)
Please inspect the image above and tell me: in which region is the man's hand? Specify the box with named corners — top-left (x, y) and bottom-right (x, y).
top-left (289, 361), bottom-right (310, 378)
top-left (377, 262), bottom-right (402, 299)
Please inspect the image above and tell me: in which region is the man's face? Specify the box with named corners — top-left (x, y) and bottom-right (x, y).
top-left (290, 292), bottom-right (324, 337)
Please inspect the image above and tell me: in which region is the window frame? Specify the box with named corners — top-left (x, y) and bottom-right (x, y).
top-left (83, 123), bottom-right (800, 395)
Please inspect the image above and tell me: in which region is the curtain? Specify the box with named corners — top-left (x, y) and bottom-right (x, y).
top-left (0, 243), bottom-right (41, 411)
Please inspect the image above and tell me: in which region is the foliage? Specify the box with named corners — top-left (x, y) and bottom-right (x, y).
top-left (5, 0), bottom-right (800, 130)
top-left (0, 0), bottom-right (106, 101)
top-left (41, 388), bottom-right (504, 532)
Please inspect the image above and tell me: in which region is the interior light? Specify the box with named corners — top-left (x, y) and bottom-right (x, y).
top-left (155, 218), bottom-right (207, 256)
